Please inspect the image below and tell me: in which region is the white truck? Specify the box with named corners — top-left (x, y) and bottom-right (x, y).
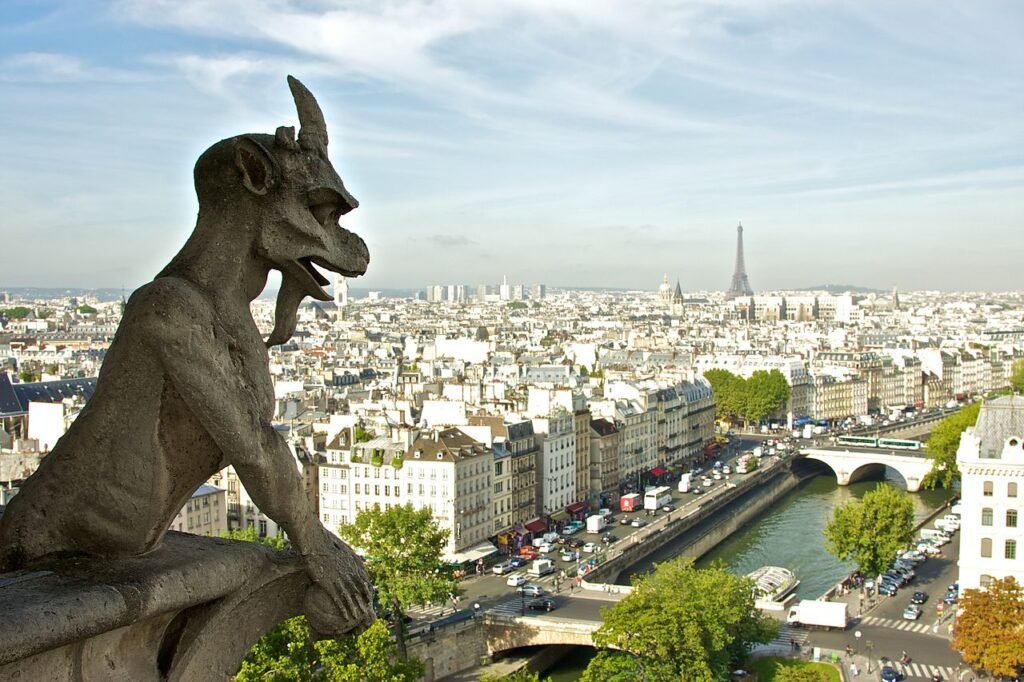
top-left (528, 558), bottom-right (555, 576)
top-left (678, 473), bottom-right (691, 493)
top-left (752, 446), bottom-right (764, 458)
top-left (586, 514), bottom-right (607, 534)
top-left (786, 600), bottom-right (848, 630)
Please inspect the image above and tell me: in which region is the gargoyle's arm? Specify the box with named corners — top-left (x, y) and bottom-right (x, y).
top-left (135, 280), bottom-right (322, 554)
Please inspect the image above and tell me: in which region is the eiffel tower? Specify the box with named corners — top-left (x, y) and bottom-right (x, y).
top-left (726, 222), bottom-right (754, 299)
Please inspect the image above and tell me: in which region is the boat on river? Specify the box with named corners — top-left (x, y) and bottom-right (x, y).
top-left (747, 566), bottom-right (799, 610)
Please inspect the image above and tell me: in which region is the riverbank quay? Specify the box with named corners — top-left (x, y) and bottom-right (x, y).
top-left (581, 454), bottom-right (803, 588)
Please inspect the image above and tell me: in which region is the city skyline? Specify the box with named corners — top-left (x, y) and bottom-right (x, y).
top-left (2, 1), bottom-right (1023, 292)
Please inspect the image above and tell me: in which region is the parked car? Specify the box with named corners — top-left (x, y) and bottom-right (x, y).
top-left (601, 533), bottom-right (618, 545)
top-left (583, 542), bottom-right (598, 553)
top-left (911, 591), bottom-right (928, 605)
top-left (508, 556), bottom-right (527, 568)
top-left (661, 504), bottom-right (675, 513)
top-left (692, 487), bottom-right (705, 495)
top-left (877, 582), bottom-right (898, 597)
top-left (527, 597), bottom-right (557, 612)
top-left (506, 574), bottom-right (527, 587)
top-left (560, 550), bottom-right (575, 562)
top-left (903, 604), bottom-right (922, 620)
top-left (721, 466), bottom-right (731, 475)
top-left (631, 518), bottom-right (646, 528)
top-left (517, 583), bottom-right (544, 597)
top-left (492, 562), bottom-right (513, 575)
top-left (943, 591), bottom-right (959, 604)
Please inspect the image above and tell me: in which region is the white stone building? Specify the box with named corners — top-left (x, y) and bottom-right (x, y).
top-left (955, 395), bottom-right (1024, 591)
top-left (532, 409), bottom-right (577, 516)
top-left (170, 484), bottom-right (229, 538)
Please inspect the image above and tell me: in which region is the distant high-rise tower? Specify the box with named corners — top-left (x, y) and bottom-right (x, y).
top-left (892, 287), bottom-right (901, 311)
top-left (334, 273), bottom-right (349, 307)
top-left (726, 223), bottom-right (754, 299)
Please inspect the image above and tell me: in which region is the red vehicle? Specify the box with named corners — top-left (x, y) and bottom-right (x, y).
top-left (519, 547), bottom-right (539, 560)
top-left (619, 493), bottom-right (641, 513)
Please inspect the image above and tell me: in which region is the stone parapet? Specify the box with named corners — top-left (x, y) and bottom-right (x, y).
top-left (0, 532), bottom-right (310, 681)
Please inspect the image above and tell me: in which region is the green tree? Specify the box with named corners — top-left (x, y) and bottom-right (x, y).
top-left (1, 306), bottom-right (31, 319)
top-left (18, 370), bottom-right (39, 383)
top-left (222, 526), bottom-right (287, 550)
top-left (704, 369), bottom-right (746, 422)
top-left (823, 483), bottom-right (914, 578)
top-left (923, 402), bottom-right (981, 489)
top-left (587, 557), bottom-right (777, 681)
top-left (77, 304), bottom-right (98, 314)
top-left (1010, 359), bottom-right (1024, 394)
top-left (479, 668), bottom-right (548, 682)
top-left (337, 504), bottom-right (457, 659)
top-left (952, 576), bottom-right (1024, 678)
top-left (580, 651), bottom-right (645, 682)
top-left (744, 370), bottom-right (791, 422)
top-left (475, 325), bottom-right (490, 341)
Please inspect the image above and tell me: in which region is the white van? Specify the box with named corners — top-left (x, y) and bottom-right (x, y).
top-left (528, 558), bottom-right (556, 577)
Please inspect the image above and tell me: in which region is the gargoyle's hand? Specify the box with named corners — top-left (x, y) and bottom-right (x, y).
top-left (302, 534), bottom-right (376, 636)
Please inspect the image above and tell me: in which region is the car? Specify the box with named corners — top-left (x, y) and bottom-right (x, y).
top-left (943, 591), bottom-right (959, 604)
top-left (583, 542), bottom-right (598, 553)
top-left (692, 487), bottom-right (705, 495)
top-left (601, 533), bottom-right (618, 544)
top-left (560, 550), bottom-right (575, 562)
top-left (527, 597), bottom-right (556, 612)
top-left (506, 574), bottom-right (528, 587)
top-left (508, 556), bottom-right (527, 568)
top-left (492, 562), bottom-right (513, 575)
top-left (701, 477), bottom-right (713, 487)
top-left (517, 583), bottom-right (544, 597)
top-left (713, 471), bottom-right (723, 480)
top-left (880, 664), bottom-right (900, 682)
top-left (878, 582), bottom-right (898, 597)
top-left (619, 516), bottom-right (632, 525)
top-left (721, 466), bottom-right (731, 475)
top-left (518, 549), bottom-right (539, 561)
top-left (884, 571), bottom-right (909, 586)
top-left (661, 504), bottom-right (675, 513)
top-left (903, 604), bottom-right (922, 620)
top-left (911, 591), bottom-right (927, 605)
top-left (631, 518), bottom-right (646, 528)
top-left (568, 538), bottom-right (586, 548)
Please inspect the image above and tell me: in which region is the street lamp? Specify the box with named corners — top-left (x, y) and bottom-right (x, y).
top-left (854, 630), bottom-right (861, 655)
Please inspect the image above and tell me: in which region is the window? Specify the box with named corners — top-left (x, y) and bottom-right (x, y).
top-left (354, 483), bottom-right (360, 494)
top-left (983, 480), bottom-right (994, 497)
top-left (1008, 510), bottom-right (1018, 528)
top-left (1010, 482), bottom-right (1019, 498)
top-left (1007, 539), bottom-right (1017, 560)
top-left (981, 537), bottom-right (992, 558)
top-left (982, 508), bottom-right (993, 526)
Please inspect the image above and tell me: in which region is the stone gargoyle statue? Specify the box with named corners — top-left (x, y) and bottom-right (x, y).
top-left (0, 76), bottom-right (375, 637)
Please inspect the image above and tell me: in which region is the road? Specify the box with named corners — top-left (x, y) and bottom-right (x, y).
top-left (407, 436), bottom-right (769, 624)
top-left (802, 525), bottom-right (964, 680)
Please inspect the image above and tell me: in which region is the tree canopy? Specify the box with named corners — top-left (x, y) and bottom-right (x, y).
top-left (223, 526), bottom-right (288, 550)
top-left (1011, 359), bottom-right (1024, 394)
top-left (823, 483), bottom-right (914, 577)
top-left (952, 576), bottom-right (1024, 678)
top-left (587, 557), bottom-right (777, 681)
top-left (923, 402), bottom-right (980, 489)
top-left (703, 368), bottom-right (791, 424)
top-left (1, 306), bottom-right (31, 319)
top-left (337, 503), bottom-right (458, 658)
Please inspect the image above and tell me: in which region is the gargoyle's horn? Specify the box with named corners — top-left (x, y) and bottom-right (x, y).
top-left (287, 75), bottom-right (328, 153)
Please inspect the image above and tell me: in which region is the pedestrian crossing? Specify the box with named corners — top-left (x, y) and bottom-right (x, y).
top-left (859, 660), bottom-right (960, 680)
top-left (762, 623), bottom-right (809, 651)
top-left (859, 614), bottom-right (951, 637)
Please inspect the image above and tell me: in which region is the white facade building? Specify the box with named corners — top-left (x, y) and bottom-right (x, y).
top-left (956, 395), bottom-right (1024, 591)
top-left (533, 410), bottom-right (576, 515)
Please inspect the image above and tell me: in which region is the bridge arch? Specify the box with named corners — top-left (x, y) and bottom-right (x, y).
top-left (796, 449), bottom-right (931, 492)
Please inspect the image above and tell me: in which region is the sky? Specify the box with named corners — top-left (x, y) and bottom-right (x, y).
top-left (1, 1), bottom-right (1022, 293)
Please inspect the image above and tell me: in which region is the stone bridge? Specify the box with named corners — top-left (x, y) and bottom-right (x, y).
top-left (795, 448), bottom-right (933, 492)
top-left (483, 613), bottom-right (604, 655)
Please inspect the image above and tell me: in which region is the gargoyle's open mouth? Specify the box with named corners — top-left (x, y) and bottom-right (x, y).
top-left (291, 256), bottom-right (365, 302)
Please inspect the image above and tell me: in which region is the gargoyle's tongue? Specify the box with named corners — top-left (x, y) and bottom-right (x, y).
top-left (266, 276), bottom-right (305, 347)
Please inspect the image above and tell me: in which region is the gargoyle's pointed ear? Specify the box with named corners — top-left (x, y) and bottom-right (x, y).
top-left (234, 137), bottom-right (277, 195)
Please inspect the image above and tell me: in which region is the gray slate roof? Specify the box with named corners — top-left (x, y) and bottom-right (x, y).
top-left (973, 395), bottom-right (1024, 459)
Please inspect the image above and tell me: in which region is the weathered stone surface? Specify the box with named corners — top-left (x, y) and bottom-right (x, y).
top-left (0, 75), bottom-right (375, 656)
top-left (0, 533), bottom-right (309, 680)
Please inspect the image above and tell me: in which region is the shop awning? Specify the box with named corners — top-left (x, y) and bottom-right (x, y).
top-left (650, 466), bottom-right (666, 477)
top-left (524, 518), bottom-right (548, 533)
top-left (566, 502), bottom-right (588, 514)
top-left (445, 541), bottom-right (499, 564)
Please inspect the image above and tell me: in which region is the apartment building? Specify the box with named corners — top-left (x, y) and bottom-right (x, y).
top-left (956, 395), bottom-right (1024, 590)
top-left (170, 484), bottom-right (228, 538)
top-left (532, 409), bottom-right (576, 516)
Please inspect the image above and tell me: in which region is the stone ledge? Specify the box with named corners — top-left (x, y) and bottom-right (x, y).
top-left (0, 532), bottom-right (309, 681)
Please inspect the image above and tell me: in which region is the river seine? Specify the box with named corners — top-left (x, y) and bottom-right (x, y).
top-left (544, 472), bottom-right (952, 680)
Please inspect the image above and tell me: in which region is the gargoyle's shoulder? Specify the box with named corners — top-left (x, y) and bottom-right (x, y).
top-left (126, 278), bottom-right (215, 333)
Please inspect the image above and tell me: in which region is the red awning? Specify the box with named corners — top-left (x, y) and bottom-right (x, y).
top-left (565, 502), bottom-right (588, 514)
top-left (524, 518), bottom-right (548, 533)
top-left (650, 466), bottom-right (666, 477)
